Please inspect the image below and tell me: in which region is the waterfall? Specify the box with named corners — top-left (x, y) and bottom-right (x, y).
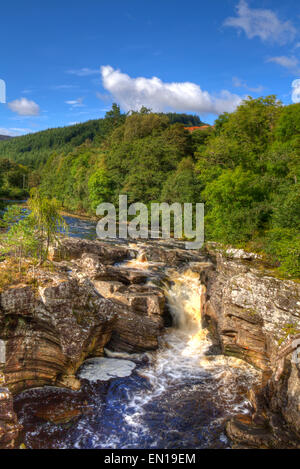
top-left (17, 250), bottom-right (262, 449)
top-left (163, 269), bottom-right (209, 357)
top-left (123, 244), bottom-right (150, 269)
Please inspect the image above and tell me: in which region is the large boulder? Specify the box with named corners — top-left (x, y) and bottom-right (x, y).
top-left (93, 281), bottom-right (165, 353)
top-left (49, 237), bottom-right (133, 264)
top-left (0, 272), bottom-right (117, 394)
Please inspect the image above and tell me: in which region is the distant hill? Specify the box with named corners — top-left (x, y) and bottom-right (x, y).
top-left (0, 111), bottom-right (204, 168)
top-left (0, 119), bottom-right (113, 168)
top-left (0, 135), bottom-right (11, 141)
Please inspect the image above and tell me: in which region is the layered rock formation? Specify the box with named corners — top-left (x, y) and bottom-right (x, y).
top-left (0, 274), bottom-right (117, 394)
top-left (0, 238), bottom-right (168, 447)
top-left (0, 378), bottom-right (21, 448)
top-left (202, 246), bottom-right (300, 448)
top-left (0, 237), bottom-right (299, 449)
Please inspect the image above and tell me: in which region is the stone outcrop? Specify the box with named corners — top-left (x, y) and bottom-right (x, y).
top-left (77, 251), bottom-right (166, 352)
top-left (0, 238), bottom-right (167, 447)
top-left (49, 237), bottom-right (133, 264)
top-left (0, 273), bottom-right (117, 395)
top-left (201, 246), bottom-right (300, 448)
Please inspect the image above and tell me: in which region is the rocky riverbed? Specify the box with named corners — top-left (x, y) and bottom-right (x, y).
top-left (0, 236), bottom-right (299, 449)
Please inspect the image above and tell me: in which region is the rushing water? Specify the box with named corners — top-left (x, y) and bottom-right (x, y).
top-left (14, 224), bottom-right (262, 449)
top-left (63, 215), bottom-right (97, 240)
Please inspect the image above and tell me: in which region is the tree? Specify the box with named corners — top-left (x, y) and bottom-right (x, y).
top-left (123, 113), bottom-right (169, 141)
top-left (161, 157), bottom-right (197, 204)
top-left (88, 168), bottom-right (114, 210)
top-left (105, 103), bottom-right (121, 120)
top-left (0, 192), bottom-right (67, 269)
top-left (0, 205), bottom-right (38, 271)
top-left (28, 188), bottom-right (66, 261)
top-left (202, 167), bottom-right (269, 243)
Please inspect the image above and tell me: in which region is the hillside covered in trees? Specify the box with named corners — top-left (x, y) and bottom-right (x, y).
top-left (0, 98), bottom-right (299, 276)
top-left (0, 159), bottom-right (29, 201)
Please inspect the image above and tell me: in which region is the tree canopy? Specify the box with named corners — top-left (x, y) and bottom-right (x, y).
top-left (0, 100), bottom-right (299, 276)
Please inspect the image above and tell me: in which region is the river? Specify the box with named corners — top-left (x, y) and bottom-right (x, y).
top-left (14, 217), bottom-right (261, 449)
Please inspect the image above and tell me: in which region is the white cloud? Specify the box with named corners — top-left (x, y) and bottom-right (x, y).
top-left (0, 127), bottom-right (32, 136)
top-left (8, 97), bottom-right (40, 116)
top-left (267, 56), bottom-right (300, 73)
top-left (0, 128), bottom-right (15, 136)
top-left (65, 97), bottom-right (85, 108)
top-left (224, 0), bottom-right (296, 45)
top-left (292, 79), bottom-right (300, 103)
top-left (100, 66), bottom-right (242, 115)
top-left (232, 76), bottom-right (264, 93)
top-left (66, 68), bottom-right (99, 77)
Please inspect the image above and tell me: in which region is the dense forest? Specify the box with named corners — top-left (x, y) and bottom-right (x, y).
top-left (0, 98), bottom-right (299, 276)
top-left (0, 118), bottom-right (118, 168)
top-left (0, 158), bottom-right (29, 201)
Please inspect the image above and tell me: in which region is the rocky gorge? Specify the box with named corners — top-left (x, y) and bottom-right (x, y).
top-left (0, 235), bottom-right (299, 449)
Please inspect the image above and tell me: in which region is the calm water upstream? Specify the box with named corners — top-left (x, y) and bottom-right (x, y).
top-left (14, 217), bottom-right (261, 449)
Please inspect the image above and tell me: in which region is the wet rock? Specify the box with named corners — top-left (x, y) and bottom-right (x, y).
top-left (93, 280), bottom-right (124, 297)
top-left (80, 254), bottom-right (151, 285)
top-left (1, 237), bottom-right (300, 448)
top-left (100, 282), bottom-right (165, 353)
top-left (34, 405), bottom-right (82, 425)
top-left (15, 386), bottom-right (91, 427)
top-left (226, 415), bottom-right (274, 449)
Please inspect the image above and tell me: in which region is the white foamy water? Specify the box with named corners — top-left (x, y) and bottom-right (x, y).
top-left (79, 358), bottom-right (136, 382)
top-left (85, 267), bottom-right (261, 449)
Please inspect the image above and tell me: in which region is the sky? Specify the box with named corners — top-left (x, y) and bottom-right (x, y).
top-left (0, 0), bottom-right (300, 136)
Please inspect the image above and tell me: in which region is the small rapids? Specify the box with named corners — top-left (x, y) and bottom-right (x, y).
top-left (14, 249), bottom-right (261, 449)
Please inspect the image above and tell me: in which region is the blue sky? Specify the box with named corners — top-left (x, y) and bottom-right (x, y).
top-left (0, 0), bottom-right (299, 135)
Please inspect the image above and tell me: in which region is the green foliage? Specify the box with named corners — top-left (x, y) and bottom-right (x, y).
top-left (203, 167), bottom-right (269, 243)
top-left (161, 157), bottom-right (197, 204)
top-left (265, 228), bottom-right (300, 277)
top-left (122, 113), bottom-right (169, 142)
top-left (0, 108), bottom-right (124, 169)
top-left (88, 168), bottom-right (114, 210)
top-left (162, 112), bottom-right (205, 126)
top-left (275, 103), bottom-right (300, 143)
top-left (0, 191), bottom-right (66, 268)
top-left (28, 188), bottom-right (66, 260)
top-left (0, 158), bottom-right (29, 199)
top-left (0, 99), bottom-right (299, 277)
top-left (197, 97), bottom-right (299, 276)
top-left (0, 205), bottom-right (39, 269)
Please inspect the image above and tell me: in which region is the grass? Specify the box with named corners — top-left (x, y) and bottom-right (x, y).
top-left (0, 258), bottom-right (39, 292)
top-left (278, 323), bottom-right (300, 346)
